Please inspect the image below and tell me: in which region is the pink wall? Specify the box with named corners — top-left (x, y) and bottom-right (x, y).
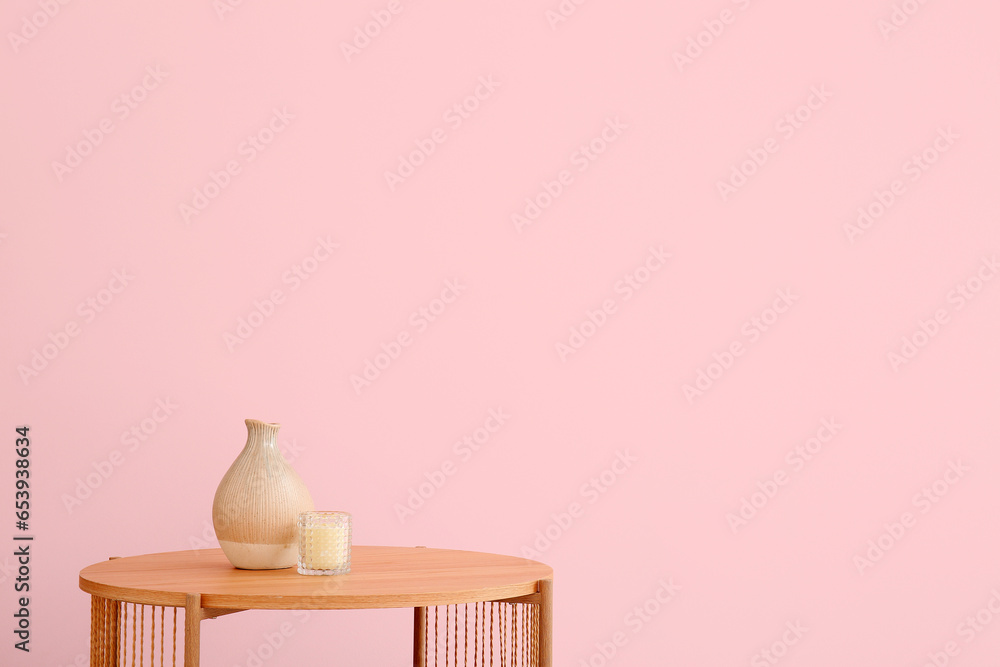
top-left (4, 1), bottom-right (1000, 665)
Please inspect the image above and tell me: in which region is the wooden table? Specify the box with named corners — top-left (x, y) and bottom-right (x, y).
top-left (80, 546), bottom-right (553, 667)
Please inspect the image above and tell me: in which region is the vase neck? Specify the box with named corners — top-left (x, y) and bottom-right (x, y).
top-left (244, 419), bottom-right (280, 450)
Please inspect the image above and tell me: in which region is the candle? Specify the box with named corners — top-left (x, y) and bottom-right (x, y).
top-left (297, 511), bottom-right (352, 575)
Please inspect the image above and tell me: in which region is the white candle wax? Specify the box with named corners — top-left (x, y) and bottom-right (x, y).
top-left (302, 524), bottom-right (350, 570)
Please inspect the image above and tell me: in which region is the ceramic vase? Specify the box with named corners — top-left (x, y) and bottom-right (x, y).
top-left (212, 419), bottom-right (314, 569)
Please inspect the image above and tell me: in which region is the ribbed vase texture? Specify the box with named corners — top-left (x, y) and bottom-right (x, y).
top-left (212, 419), bottom-right (314, 569)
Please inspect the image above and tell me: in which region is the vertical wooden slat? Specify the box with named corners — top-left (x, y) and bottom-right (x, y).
top-left (160, 606), bottom-right (166, 667)
top-left (511, 604), bottom-right (517, 667)
top-left (151, 604), bottom-right (156, 667)
top-left (413, 606), bottom-right (427, 667)
top-left (120, 601), bottom-right (128, 667)
top-left (95, 597), bottom-right (104, 667)
top-left (172, 607), bottom-right (178, 667)
top-left (108, 599), bottom-right (121, 667)
top-left (537, 580), bottom-right (552, 667)
top-left (103, 598), bottom-right (111, 667)
top-left (501, 603), bottom-right (507, 667)
top-left (90, 597), bottom-right (99, 667)
top-left (184, 594), bottom-right (202, 667)
top-left (532, 603), bottom-right (537, 667)
top-left (132, 603), bottom-right (137, 667)
top-left (524, 604), bottom-right (529, 666)
top-left (517, 605), bottom-right (523, 667)
top-left (140, 605), bottom-right (145, 667)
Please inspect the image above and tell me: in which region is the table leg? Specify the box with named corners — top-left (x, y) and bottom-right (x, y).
top-left (184, 594), bottom-right (202, 667)
top-left (413, 606), bottom-right (427, 666)
top-left (106, 558), bottom-right (121, 667)
top-left (539, 579), bottom-right (553, 667)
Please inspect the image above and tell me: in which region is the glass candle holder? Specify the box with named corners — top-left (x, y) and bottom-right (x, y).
top-left (297, 511), bottom-right (352, 575)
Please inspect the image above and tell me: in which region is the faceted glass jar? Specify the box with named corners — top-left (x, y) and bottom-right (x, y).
top-left (297, 511), bottom-right (352, 575)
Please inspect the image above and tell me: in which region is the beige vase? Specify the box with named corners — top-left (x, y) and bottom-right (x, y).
top-left (212, 419), bottom-right (314, 569)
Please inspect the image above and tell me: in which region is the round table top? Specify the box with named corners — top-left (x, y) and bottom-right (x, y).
top-left (79, 547), bottom-right (552, 610)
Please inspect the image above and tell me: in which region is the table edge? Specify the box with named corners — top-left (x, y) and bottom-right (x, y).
top-left (79, 547), bottom-right (554, 610)
top-left (80, 578), bottom-right (547, 609)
